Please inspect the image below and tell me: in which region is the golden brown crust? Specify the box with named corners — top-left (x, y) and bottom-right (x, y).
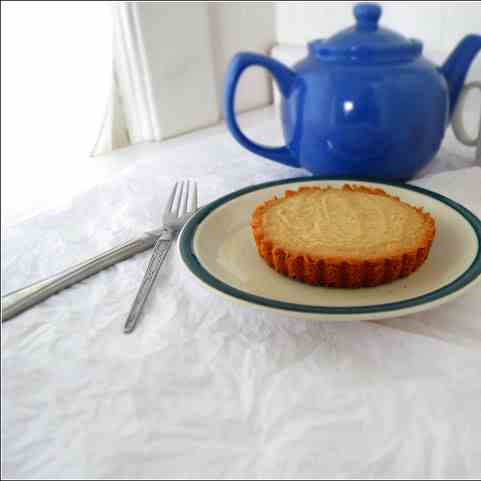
top-left (251, 184), bottom-right (436, 288)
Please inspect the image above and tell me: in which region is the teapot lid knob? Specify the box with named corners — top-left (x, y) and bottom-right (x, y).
top-left (354, 3), bottom-right (382, 31)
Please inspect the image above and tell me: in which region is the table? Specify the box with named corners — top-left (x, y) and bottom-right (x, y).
top-left (2, 107), bottom-right (481, 478)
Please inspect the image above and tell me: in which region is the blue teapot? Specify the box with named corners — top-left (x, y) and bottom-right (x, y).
top-left (224, 3), bottom-right (481, 180)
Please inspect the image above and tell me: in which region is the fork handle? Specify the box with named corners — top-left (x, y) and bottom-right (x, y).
top-left (123, 236), bottom-right (173, 334)
top-left (1, 233), bottom-right (159, 323)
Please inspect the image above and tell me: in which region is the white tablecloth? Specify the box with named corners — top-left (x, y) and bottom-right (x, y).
top-left (2, 112), bottom-right (481, 479)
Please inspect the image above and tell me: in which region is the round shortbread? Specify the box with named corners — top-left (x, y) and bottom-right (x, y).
top-left (251, 185), bottom-right (436, 288)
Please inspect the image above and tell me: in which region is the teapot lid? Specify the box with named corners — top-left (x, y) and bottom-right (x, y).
top-left (309, 3), bottom-right (423, 63)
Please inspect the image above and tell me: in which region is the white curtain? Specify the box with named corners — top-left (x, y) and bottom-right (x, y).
top-left (93, 1), bottom-right (275, 156)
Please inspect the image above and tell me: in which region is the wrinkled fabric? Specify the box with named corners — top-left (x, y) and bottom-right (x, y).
top-left (2, 116), bottom-right (481, 479)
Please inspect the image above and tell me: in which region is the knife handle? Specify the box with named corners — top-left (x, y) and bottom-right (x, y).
top-left (1, 233), bottom-right (159, 323)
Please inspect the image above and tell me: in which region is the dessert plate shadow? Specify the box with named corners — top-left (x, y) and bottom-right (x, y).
top-left (178, 177), bottom-right (481, 321)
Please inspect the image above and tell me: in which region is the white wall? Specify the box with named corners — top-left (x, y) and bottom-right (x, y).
top-left (132, 1), bottom-right (275, 141)
top-left (135, 2), bottom-right (219, 140)
top-left (208, 2), bottom-right (275, 115)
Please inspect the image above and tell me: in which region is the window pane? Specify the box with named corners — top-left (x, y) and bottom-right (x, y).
top-left (1, 1), bottom-right (112, 225)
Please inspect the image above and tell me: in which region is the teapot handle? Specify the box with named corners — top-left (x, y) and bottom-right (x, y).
top-left (224, 52), bottom-right (300, 167)
top-left (452, 81), bottom-right (481, 145)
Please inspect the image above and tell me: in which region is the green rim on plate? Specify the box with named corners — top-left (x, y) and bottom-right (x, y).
top-left (179, 177), bottom-right (481, 315)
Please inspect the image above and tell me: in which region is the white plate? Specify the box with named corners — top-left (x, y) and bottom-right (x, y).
top-left (178, 178), bottom-right (481, 321)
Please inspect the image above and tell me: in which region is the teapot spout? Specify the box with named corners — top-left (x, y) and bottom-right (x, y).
top-left (440, 34), bottom-right (481, 120)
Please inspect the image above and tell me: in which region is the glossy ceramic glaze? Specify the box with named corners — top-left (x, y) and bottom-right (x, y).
top-left (224, 3), bottom-right (481, 180)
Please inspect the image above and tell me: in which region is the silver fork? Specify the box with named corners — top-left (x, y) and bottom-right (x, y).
top-left (123, 181), bottom-right (197, 334)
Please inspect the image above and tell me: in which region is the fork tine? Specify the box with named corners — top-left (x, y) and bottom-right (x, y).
top-left (181, 181), bottom-right (190, 216)
top-left (166, 182), bottom-right (178, 212)
top-left (190, 182), bottom-right (198, 212)
top-left (174, 181), bottom-right (184, 215)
